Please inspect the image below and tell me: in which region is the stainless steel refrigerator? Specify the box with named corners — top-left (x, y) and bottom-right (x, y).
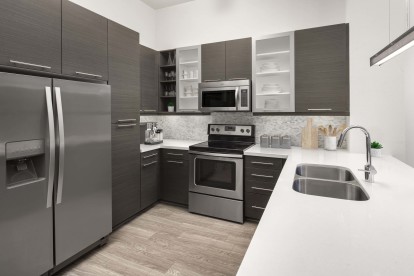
top-left (0, 72), bottom-right (112, 276)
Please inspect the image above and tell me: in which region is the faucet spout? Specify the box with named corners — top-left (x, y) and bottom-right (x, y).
top-left (337, 125), bottom-right (376, 183)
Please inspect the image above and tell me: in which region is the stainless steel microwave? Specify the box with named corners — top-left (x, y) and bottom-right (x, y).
top-left (198, 80), bottom-right (251, 112)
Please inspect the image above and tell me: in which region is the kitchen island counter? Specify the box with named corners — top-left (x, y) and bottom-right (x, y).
top-left (239, 145), bottom-right (414, 276)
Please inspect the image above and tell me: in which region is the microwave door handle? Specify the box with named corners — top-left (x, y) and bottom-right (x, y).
top-left (235, 87), bottom-right (240, 110)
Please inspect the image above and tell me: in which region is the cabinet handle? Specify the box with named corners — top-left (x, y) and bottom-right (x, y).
top-left (251, 187), bottom-right (273, 192)
top-left (143, 153), bottom-right (158, 159)
top-left (143, 110), bottom-right (157, 112)
top-left (167, 153), bottom-right (183, 156)
top-left (251, 173), bottom-right (274, 179)
top-left (307, 108), bottom-right (333, 111)
top-left (75, 71), bottom-right (103, 78)
top-left (10, 60), bottom-right (51, 70)
top-left (251, 161), bottom-right (274, 166)
top-left (204, 79), bottom-right (221, 82)
top-left (117, 119), bottom-right (137, 123)
top-left (251, 206), bottom-right (266, 210)
top-left (143, 161), bottom-right (157, 167)
top-left (167, 160), bottom-right (184, 164)
top-left (229, 78), bottom-right (247, 81)
top-left (117, 123), bottom-right (136, 128)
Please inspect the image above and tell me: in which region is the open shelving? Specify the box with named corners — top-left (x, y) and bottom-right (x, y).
top-left (159, 49), bottom-right (177, 112)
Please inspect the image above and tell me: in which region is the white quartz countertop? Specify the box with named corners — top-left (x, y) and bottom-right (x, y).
top-left (140, 139), bottom-right (202, 153)
top-left (239, 145), bottom-right (414, 276)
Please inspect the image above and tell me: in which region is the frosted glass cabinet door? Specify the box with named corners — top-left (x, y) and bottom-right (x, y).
top-left (252, 32), bottom-right (295, 112)
top-left (176, 45), bottom-right (201, 112)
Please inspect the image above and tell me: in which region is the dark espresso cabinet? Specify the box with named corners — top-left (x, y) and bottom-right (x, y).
top-left (0, 0), bottom-right (62, 74)
top-left (62, 0), bottom-right (108, 80)
top-left (160, 149), bottom-right (189, 205)
top-left (244, 156), bottom-right (285, 220)
top-left (111, 125), bottom-right (141, 228)
top-left (225, 38), bottom-right (252, 80)
top-left (141, 150), bottom-right (160, 210)
top-left (202, 38), bottom-right (252, 82)
top-left (201, 41), bottom-right (226, 82)
top-left (108, 20), bottom-right (140, 124)
top-left (109, 20), bottom-right (141, 228)
top-left (140, 45), bottom-right (159, 113)
top-left (295, 24), bottom-right (349, 114)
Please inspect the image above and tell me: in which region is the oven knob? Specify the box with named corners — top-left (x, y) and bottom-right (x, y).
top-left (246, 129), bottom-right (250, 133)
top-left (211, 128), bottom-right (214, 132)
top-left (216, 128), bottom-right (220, 132)
top-left (240, 129), bottom-right (245, 133)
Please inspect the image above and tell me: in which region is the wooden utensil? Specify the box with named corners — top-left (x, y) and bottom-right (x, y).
top-left (302, 118), bottom-right (318, 149)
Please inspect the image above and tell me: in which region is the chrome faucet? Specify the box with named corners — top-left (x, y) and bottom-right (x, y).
top-left (337, 126), bottom-right (377, 183)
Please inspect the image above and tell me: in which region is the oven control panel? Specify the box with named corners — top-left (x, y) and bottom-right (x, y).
top-left (208, 124), bottom-right (254, 136)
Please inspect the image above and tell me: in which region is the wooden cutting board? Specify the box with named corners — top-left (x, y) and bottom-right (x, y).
top-left (302, 118), bottom-right (318, 149)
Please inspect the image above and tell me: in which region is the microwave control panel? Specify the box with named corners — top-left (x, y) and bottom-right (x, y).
top-left (208, 124), bottom-right (254, 137)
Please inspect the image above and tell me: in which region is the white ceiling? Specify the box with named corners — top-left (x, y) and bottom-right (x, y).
top-left (140, 0), bottom-right (194, 10)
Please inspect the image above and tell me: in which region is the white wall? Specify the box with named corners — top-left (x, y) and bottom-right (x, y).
top-left (346, 0), bottom-right (406, 161)
top-left (70, 0), bottom-right (157, 49)
top-left (155, 0), bottom-right (346, 50)
top-left (404, 49), bottom-right (414, 167)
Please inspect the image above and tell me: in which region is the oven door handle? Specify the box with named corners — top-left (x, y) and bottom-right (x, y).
top-left (189, 150), bottom-right (243, 159)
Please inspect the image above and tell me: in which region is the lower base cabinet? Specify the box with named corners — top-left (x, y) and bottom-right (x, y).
top-left (244, 156), bottom-right (285, 220)
top-left (141, 150), bottom-right (160, 210)
top-left (160, 149), bottom-right (189, 205)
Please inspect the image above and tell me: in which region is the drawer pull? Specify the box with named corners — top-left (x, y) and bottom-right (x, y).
top-left (143, 161), bottom-right (157, 167)
top-left (251, 173), bottom-right (274, 179)
top-left (251, 161), bottom-right (274, 166)
top-left (307, 108), bottom-right (332, 111)
top-left (10, 60), bottom-right (51, 70)
top-left (143, 110), bottom-right (157, 112)
top-left (251, 187), bottom-right (273, 192)
top-left (75, 71), bottom-right (102, 78)
top-left (252, 206), bottom-right (265, 210)
top-left (143, 153), bottom-right (158, 159)
top-left (117, 119), bottom-right (137, 123)
top-left (117, 123), bottom-right (136, 128)
top-left (167, 160), bottom-right (183, 164)
top-left (167, 153), bottom-right (184, 156)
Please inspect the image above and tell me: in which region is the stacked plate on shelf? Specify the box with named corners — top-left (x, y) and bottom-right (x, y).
top-left (261, 83), bottom-right (282, 94)
top-left (259, 62), bottom-right (280, 73)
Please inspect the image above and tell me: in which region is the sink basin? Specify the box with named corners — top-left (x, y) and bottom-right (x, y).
top-left (296, 164), bottom-right (355, 182)
top-left (293, 178), bottom-right (369, 201)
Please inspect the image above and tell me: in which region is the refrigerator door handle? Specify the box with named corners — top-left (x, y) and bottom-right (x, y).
top-left (55, 87), bottom-right (65, 205)
top-left (45, 87), bottom-right (55, 208)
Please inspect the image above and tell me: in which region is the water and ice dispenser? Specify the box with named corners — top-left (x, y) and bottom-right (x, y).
top-left (5, 140), bottom-right (45, 188)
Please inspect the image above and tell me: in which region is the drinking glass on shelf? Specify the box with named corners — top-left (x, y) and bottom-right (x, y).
top-left (165, 72), bottom-right (169, 81)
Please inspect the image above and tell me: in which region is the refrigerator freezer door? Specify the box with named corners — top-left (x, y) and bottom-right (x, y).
top-left (0, 73), bottom-right (54, 276)
top-left (53, 79), bottom-right (112, 265)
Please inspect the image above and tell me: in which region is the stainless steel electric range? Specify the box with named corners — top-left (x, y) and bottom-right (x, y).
top-left (188, 124), bottom-right (255, 223)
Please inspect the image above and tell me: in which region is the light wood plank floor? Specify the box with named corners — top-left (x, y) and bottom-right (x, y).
top-left (58, 203), bottom-right (257, 276)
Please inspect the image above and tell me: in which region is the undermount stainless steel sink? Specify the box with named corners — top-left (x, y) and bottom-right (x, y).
top-left (296, 164), bottom-right (355, 181)
top-left (293, 164), bottom-right (369, 201)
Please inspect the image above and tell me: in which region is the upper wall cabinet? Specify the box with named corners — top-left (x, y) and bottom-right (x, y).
top-left (0, 0), bottom-right (62, 74)
top-left (140, 45), bottom-right (159, 113)
top-left (201, 38), bottom-right (252, 82)
top-left (201, 42), bottom-right (226, 82)
top-left (62, 0), bottom-right (108, 81)
top-left (225, 38), bottom-right (252, 80)
top-left (108, 20), bottom-right (140, 124)
top-left (295, 24), bottom-right (349, 114)
top-left (252, 32), bottom-right (295, 112)
top-left (177, 45), bottom-right (201, 112)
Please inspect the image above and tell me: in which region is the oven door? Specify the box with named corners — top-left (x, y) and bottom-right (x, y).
top-left (189, 152), bottom-right (243, 200)
top-left (199, 87), bottom-right (239, 112)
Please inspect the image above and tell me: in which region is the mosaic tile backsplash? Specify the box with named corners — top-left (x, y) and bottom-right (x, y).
top-left (141, 113), bottom-right (348, 148)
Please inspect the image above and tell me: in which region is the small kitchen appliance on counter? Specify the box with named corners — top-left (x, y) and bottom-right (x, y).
top-left (143, 122), bottom-right (163, 145)
top-left (189, 124), bottom-right (255, 223)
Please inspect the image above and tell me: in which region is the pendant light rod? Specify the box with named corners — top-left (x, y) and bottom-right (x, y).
top-left (370, 0), bottom-right (414, 66)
